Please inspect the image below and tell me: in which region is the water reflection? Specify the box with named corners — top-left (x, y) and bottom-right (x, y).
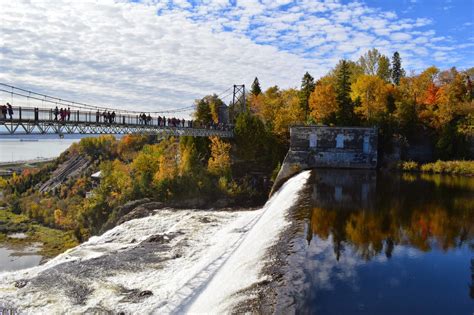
top-left (295, 170), bottom-right (474, 314)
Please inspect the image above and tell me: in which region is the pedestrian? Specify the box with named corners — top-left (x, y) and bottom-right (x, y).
top-left (67, 107), bottom-right (71, 121)
top-left (34, 107), bottom-right (39, 121)
top-left (53, 106), bottom-right (59, 121)
top-left (111, 111), bottom-right (116, 123)
top-left (7, 103), bottom-right (13, 119)
top-left (96, 110), bottom-right (100, 123)
top-left (1, 104), bottom-right (7, 120)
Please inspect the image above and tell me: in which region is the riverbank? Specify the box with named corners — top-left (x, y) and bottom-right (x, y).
top-left (0, 158), bottom-right (56, 177)
top-left (397, 160), bottom-right (474, 176)
top-left (0, 208), bottom-right (78, 259)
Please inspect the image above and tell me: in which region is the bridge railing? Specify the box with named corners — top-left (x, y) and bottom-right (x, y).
top-left (0, 106), bottom-right (232, 131)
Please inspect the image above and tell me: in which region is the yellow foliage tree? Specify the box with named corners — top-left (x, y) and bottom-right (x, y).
top-left (309, 83), bottom-right (338, 123)
top-left (273, 89), bottom-right (305, 138)
top-left (154, 142), bottom-right (179, 182)
top-left (351, 75), bottom-right (390, 120)
top-left (207, 136), bottom-right (231, 177)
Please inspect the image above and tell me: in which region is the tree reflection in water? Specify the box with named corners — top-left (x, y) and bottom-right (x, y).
top-left (308, 170), bottom-right (474, 260)
top-left (293, 169), bottom-right (474, 314)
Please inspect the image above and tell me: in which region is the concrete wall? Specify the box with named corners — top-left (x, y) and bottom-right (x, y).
top-left (271, 126), bottom-right (378, 195)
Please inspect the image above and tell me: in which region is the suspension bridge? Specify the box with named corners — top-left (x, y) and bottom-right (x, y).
top-left (0, 83), bottom-right (246, 138)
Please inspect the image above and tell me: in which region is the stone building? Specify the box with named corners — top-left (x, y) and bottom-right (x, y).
top-left (271, 125), bottom-right (378, 195)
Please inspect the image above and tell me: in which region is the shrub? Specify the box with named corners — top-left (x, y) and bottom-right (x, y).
top-left (400, 161), bottom-right (419, 172)
top-left (420, 160), bottom-right (474, 175)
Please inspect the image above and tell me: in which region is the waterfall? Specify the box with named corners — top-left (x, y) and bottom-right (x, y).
top-left (0, 170), bottom-right (311, 314)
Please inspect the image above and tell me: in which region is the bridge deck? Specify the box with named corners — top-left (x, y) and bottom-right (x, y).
top-left (0, 106), bottom-right (233, 138)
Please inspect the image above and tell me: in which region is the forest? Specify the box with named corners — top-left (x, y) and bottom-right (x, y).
top-left (0, 48), bottom-right (473, 251)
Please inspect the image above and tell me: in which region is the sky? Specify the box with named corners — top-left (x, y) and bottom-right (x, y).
top-left (0, 0), bottom-right (473, 115)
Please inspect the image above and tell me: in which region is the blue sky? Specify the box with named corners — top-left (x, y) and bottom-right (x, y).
top-left (0, 0), bottom-right (473, 113)
top-left (363, 0), bottom-right (474, 57)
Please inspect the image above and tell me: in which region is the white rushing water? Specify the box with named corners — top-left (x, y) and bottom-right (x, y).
top-left (0, 171), bottom-right (310, 314)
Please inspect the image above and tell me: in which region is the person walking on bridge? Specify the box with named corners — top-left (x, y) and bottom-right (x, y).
top-left (67, 107), bottom-right (71, 121)
top-left (7, 103), bottom-right (13, 120)
top-left (0, 104), bottom-right (7, 120)
top-left (53, 106), bottom-right (59, 121)
top-left (34, 107), bottom-right (39, 121)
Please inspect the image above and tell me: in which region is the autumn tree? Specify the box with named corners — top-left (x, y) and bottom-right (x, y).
top-left (131, 143), bottom-right (164, 197)
top-left (358, 48), bottom-right (382, 75)
top-left (274, 88), bottom-right (305, 138)
top-left (434, 68), bottom-right (469, 129)
top-left (391, 51), bottom-right (405, 85)
top-left (117, 134), bottom-right (152, 161)
top-left (179, 139), bottom-right (200, 175)
top-left (351, 75), bottom-right (389, 121)
top-left (154, 141), bottom-right (179, 183)
top-left (309, 82), bottom-right (338, 124)
top-left (250, 86), bottom-right (304, 139)
top-left (377, 55), bottom-right (391, 82)
top-left (208, 136), bottom-right (232, 177)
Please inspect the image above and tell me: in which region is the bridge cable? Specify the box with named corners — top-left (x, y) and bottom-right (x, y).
top-left (0, 83), bottom-right (198, 115)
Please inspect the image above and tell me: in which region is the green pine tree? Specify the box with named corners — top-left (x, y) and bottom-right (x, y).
top-left (251, 77), bottom-right (262, 96)
top-left (335, 60), bottom-right (354, 125)
top-left (391, 51), bottom-right (405, 85)
top-left (300, 72), bottom-right (315, 121)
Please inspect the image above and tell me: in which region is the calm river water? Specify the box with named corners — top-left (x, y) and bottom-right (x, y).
top-left (0, 134), bottom-right (122, 163)
top-left (290, 170), bottom-right (473, 314)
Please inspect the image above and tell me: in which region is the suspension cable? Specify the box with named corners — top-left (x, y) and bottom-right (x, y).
top-left (0, 83), bottom-right (198, 115)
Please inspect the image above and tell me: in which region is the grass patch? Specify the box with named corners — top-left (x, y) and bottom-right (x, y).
top-left (27, 225), bottom-right (79, 257)
top-left (0, 208), bottom-right (79, 258)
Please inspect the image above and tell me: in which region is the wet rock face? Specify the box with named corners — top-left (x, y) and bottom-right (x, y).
top-left (116, 201), bottom-right (164, 226)
top-left (21, 231), bottom-right (184, 306)
top-left (120, 288), bottom-right (153, 303)
top-left (14, 280), bottom-right (28, 288)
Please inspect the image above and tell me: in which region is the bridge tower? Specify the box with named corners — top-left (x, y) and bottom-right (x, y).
top-left (232, 84), bottom-right (246, 114)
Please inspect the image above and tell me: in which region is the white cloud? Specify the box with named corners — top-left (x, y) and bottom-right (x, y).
top-left (392, 32), bottom-right (413, 41)
top-left (0, 0), bottom-right (471, 114)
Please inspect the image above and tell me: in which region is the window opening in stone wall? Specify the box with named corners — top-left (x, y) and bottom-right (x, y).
top-left (336, 134), bottom-right (344, 148)
top-left (363, 135), bottom-right (370, 153)
top-left (309, 133), bottom-right (317, 148)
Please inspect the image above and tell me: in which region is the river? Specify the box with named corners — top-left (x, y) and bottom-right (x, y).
top-left (0, 134), bottom-right (123, 163)
top-left (285, 169), bottom-right (474, 314)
